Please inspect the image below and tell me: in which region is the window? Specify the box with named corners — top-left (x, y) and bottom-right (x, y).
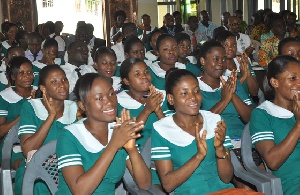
top-left (85, 0), bottom-right (101, 15)
top-left (42, 0), bottom-right (53, 8)
top-left (157, 0), bottom-right (176, 27)
top-left (75, 0), bottom-right (81, 12)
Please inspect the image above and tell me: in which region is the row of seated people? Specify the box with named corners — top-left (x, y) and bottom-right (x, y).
top-left (0, 29), bottom-right (299, 193)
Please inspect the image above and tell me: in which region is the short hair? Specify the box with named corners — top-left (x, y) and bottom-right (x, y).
top-left (120, 58), bottom-right (146, 89)
top-left (156, 33), bottom-right (174, 51)
top-left (28, 32), bottom-right (43, 43)
top-left (7, 56), bottom-right (31, 85)
top-left (174, 32), bottom-right (191, 44)
top-left (267, 55), bottom-right (299, 82)
top-left (214, 30), bottom-right (236, 44)
top-left (114, 10), bottom-right (126, 21)
top-left (124, 35), bottom-right (144, 53)
top-left (172, 11), bottom-right (181, 17)
top-left (213, 27), bottom-right (226, 40)
top-left (43, 38), bottom-right (58, 49)
top-left (269, 13), bottom-right (283, 27)
top-left (15, 30), bottom-right (28, 45)
top-left (6, 46), bottom-right (24, 59)
top-left (165, 68), bottom-right (197, 95)
top-left (44, 21), bottom-right (55, 34)
top-left (38, 65), bottom-right (64, 86)
top-left (74, 73), bottom-right (110, 103)
top-left (86, 23), bottom-right (94, 32)
top-left (93, 46), bottom-right (116, 62)
top-left (278, 37), bottom-right (300, 55)
top-left (141, 14), bottom-right (150, 19)
top-left (198, 40), bottom-right (224, 59)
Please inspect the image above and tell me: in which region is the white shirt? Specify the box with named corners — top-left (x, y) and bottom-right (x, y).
top-left (41, 33), bottom-right (66, 52)
top-left (64, 51), bottom-right (94, 66)
top-left (237, 33), bottom-right (251, 54)
top-left (111, 42), bottom-right (125, 65)
top-left (60, 62), bottom-right (97, 93)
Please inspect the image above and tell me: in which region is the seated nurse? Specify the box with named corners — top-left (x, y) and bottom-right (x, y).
top-left (118, 57), bottom-right (171, 147)
top-left (93, 46), bottom-right (121, 92)
top-left (0, 56), bottom-right (35, 169)
top-left (56, 73), bottom-right (151, 194)
top-left (15, 65), bottom-right (78, 195)
top-left (148, 34), bottom-right (199, 90)
top-left (151, 68), bottom-right (236, 194)
top-left (250, 55), bottom-right (300, 194)
top-left (197, 40), bottom-right (253, 144)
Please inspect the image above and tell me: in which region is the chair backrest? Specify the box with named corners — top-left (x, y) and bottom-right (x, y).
top-left (241, 123), bottom-right (283, 195)
top-left (0, 123), bottom-right (20, 195)
top-left (122, 137), bottom-right (165, 195)
top-left (22, 140), bottom-right (58, 195)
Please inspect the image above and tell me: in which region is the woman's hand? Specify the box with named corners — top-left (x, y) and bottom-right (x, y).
top-left (293, 92), bottom-right (300, 125)
top-left (214, 120), bottom-right (226, 149)
top-left (237, 53), bottom-right (250, 83)
top-left (145, 86), bottom-right (164, 113)
top-left (30, 89), bottom-right (36, 99)
top-left (195, 123), bottom-right (207, 159)
top-left (43, 92), bottom-right (56, 118)
top-left (110, 109), bottom-right (144, 151)
top-left (220, 71), bottom-right (237, 103)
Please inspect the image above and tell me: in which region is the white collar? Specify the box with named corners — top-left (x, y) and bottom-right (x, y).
top-left (0, 87), bottom-right (23, 103)
top-left (28, 99), bottom-right (78, 124)
top-left (197, 76), bottom-right (227, 92)
top-left (32, 61), bottom-right (46, 70)
top-left (145, 51), bottom-right (158, 62)
top-left (65, 119), bottom-right (115, 153)
top-left (257, 101), bottom-right (294, 118)
top-left (117, 89), bottom-right (166, 109)
top-left (148, 62), bottom-right (186, 78)
top-left (153, 110), bottom-right (221, 146)
top-left (112, 76), bottom-right (121, 92)
top-left (2, 41), bottom-right (10, 49)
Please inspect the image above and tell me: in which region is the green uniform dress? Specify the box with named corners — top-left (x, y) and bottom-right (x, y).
top-left (0, 87), bottom-right (31, 162)
top-left (56, 119), bottom-right (132, 195)
top-left (145, 51), bottom-right (158, 62)
top-left (148, 62), bottom-right (200, 90)
top-left (250, 101), bottom-right (300, 194)
top-left (117, 90), bottom-right (173, 148)
top-left (223, 57), bottom-right (256, 101)
top-left (32, 58), bottom-right (65, 87)
top-left (198, 76), bottom-right (253, 140)
top-left (151, 110), bottom-right (234, 194)
top-left (15, 99), bottom-right (78, 195)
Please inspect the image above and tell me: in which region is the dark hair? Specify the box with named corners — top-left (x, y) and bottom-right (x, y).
top-left (121, 23), bottom-right (136, 33)
top-left (198, 40), bottom-right (224, 59)
top-left (15, 30), bottom-right (28, 45)
top-left (28, 32), bottom-right (43, 43)
top-left (165, 68), bottom-right (197, 95)
top-left (141, 14), bottom-right (150, 19)
top-left (1, 22), bottom-right (10, 34)
top-left (267, 55), bottom-right (300, 86)
top-left (120, 58), bottom-right (145, 89)
top-left (278, 37), bottom-right (300, 55)
top-left (6, 23), bottom-right (18, 33)
top-left (86, 23), bottom-right (94, 32)
top-left (124, 35), bottom-right (144, 53)
top-left (74, 73), bottom-right (110, 103)
top-left (7, 56), bottom-right (31, 85)
top-left (43, 38), bottom-right (58, 49)
top-left (5, 46), bottom-right (24, 59)
top-left (38, 65), bottom-right (64, 86)
top-left (44, 21), bottom-right (55, 34)
top-left (264, 55), bottom-right (300, 100)
top-left (214, 30), bottom-right (236, 44)
top-left (149, 29), bottom-right (162, 43)
top-left (93, 46), bottom-right (116, 62)
top-left (269, 13), bottom-right (284, 27)
top-left (174, 32), bottom-right (191, 45)
top-left (75, 25), bottom-right (88, 35)
top-left (114, 10), bottom-right (126, 21)
top-left (213, 26), bottom-right (226, 40)
top-left (156, 33), bottom-right (174, 51)
top-left (172, 11), bottom-right (181, 17)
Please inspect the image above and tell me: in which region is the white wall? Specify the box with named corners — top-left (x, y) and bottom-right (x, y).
top-left (138, 0), bottom-right (159, 28)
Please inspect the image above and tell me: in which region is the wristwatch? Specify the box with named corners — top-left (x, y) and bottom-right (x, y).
top-left (216, 151), bottom-right (229, 159)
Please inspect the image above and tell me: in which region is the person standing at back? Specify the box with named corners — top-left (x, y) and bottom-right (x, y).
top-left (41, 21), bottom-right (65, 58)
top-left (198, 10), bottom-right (217, 40)
top-left (60, 41), bottom-right (96, 94)
top-left (228, 16), bottom-right (254, 56)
